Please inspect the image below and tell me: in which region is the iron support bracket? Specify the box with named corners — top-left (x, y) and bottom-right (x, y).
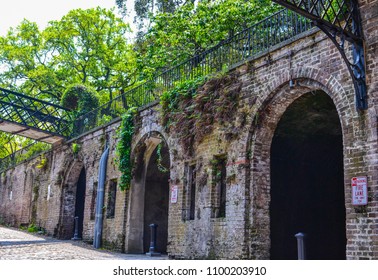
top-left (272, 0), bottom-right (367, 110)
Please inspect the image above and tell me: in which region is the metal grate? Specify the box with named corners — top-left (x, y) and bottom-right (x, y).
top-left (0, 87), bottom-right (73, 138)
top-left (272, 0), bottom-right (362, 42)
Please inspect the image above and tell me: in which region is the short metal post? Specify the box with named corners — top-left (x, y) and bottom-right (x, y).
top-left (295, 232), bottom-right (306, 260)
top-left (71, 216), bottom-right (81, 241)
top-left (146, 224), bottom-right (161, 257)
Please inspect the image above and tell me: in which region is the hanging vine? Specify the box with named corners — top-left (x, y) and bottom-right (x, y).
top-left (156, 142), bottom-right (169, 173)
top-left (160, 71), bottom-right (242, 154)
top-left (115, 107), bottom-right (137, 191)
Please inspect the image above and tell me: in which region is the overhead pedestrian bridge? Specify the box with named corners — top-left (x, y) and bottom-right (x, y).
top-left (0, 87), bottom-right (72, 144)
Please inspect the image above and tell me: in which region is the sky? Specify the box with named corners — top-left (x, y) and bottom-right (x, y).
top-left (0, 0), bottom-right (134, 36)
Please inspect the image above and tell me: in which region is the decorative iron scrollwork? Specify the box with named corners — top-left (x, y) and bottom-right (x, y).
top-left (273, 0), bottom-right (367, 110)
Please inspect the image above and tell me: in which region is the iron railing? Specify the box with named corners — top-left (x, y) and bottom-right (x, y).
top-left (0, 87), bottom-right (73, 138)
top-left (272, 0), bottom-right (360, 42)
top-left (73, 8), bottom-right (312, 137)
top-left (0, 141), bottom-right (51, 172)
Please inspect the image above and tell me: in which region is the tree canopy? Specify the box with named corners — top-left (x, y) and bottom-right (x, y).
top-left (0, 7), bottom-right (136, 160)
top-left (0, 7), bottom-right (136, 104)
top-left (116, 0), bottom-right (189, 31)
top-left (133, 0), bottom-right (280, 78)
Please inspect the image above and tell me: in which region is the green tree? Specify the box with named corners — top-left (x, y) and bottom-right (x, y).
top-left (116, 0), bottom-right (189, 31)
top-left (0, 133), bottom-right (49, 163)
top-left (134, 0), bottom-right (280, 78)
top-left (0, 7), bottom-right (137, 104)
top-left (0, 20), bottom-right (59, 101)
top-left (0, 7), bottom-right (136, 160)
top-left (44, 7), bottom-right (137, 103)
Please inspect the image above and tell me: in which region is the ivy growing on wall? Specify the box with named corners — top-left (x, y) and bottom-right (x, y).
top-left (115, 71), bottom-right (241, 189)
top-left (115, 107), bottom-right (137, 191)
top-left (156, 142), bottom-right (169, 173)
top-left (160, 71), bottom-right (242, 154)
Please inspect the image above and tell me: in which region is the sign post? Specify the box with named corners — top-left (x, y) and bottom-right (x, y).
top-left (351, 176), bottom-right (368, 206)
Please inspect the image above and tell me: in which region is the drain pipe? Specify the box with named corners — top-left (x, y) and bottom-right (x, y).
top-left (93, 142), bottom-right (109, 249)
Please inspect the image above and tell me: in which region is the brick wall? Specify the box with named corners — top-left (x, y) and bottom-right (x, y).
top-left (0, 2), bottom-right (377, 259)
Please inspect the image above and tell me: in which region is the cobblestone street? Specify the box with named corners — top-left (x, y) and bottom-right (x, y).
top-left (0, 226), bottom-right (168, 260)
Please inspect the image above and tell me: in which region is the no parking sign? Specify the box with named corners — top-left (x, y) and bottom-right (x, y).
top-left (351, 176), bottom-right (368, 206)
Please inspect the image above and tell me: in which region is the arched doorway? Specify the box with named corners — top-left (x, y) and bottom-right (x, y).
top-left (58, 160), bottom-right (84, 239)
top-left (74, 167), bottom-right (86, 239)
top-left (143, 142), bottom-right (170, 253)
top-left (270, 91), bottom-right (346, 259)
top-left (126, 133), bottom-right (170, 254)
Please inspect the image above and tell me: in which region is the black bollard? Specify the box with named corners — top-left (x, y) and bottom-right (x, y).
top-left (71, 216), bottom-right (81, 241)
top-left (295, 232), bottom-right (306, 260)
top-left (146, 224), bottom-right (161, 257)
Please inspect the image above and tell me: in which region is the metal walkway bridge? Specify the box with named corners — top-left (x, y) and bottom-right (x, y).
top-left (0, 87), bottom-right (72, 144)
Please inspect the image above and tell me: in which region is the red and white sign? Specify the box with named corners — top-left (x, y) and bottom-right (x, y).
top-left (351, 176), bottom-right (368, 206)
top-left (171, 185), bottom-right (178, 204)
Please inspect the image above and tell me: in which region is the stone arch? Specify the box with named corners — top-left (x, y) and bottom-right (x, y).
top-left (245, 73), bottom-right (355, 259)
top-left (125, 131), bottom-right (171, 254)
top-left (57, 159), bottom-right (85, 239)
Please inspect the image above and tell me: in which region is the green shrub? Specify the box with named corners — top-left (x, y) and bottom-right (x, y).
top-left (27, 223), bottom-right (39, 233)
top-left (61, 84), bottom-right (99, 116)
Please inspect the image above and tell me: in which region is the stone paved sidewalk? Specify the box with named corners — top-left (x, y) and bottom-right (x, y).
top-left (0, 226), bottom-right (168, 260)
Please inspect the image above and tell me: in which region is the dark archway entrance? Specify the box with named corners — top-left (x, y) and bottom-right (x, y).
top-left (143, 142), bottom-right (170, 253)
top-left (270, 91), bottom-right (346, 260)
top-left (74, 168), bottom-right (86, 239)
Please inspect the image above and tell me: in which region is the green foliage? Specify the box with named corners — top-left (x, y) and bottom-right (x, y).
top-left (135, 0), bottom-right (280, 77)
top-left (0, 7), bottom-right (137, 163)
top-left (115, 107), bottom-right (138, 191)
top-left (71, 143), bottom-right (81, 155)
top-left (160, 76), bottom-right (207, 127)
top-left (0, 133), bottom-right (50, 169)
top-left (97, 114), bottom-right (117, 126)
top-left (36, 155), bottom-right (48, 169)
top-left (16, 143), bottom-right (50, 163)
top-left (61, 84), bottom-right (99, 117)
top-left (117, 0), bottom-right (185, 31)
top-left (0, 7), bottom-right (136, 103)
top-left (160, 71), bottom-right (241, 153)
top-left (322, 0), bottom-right (348, 22)
top-left (156, 142), bottom-right (169, 173)
top-left (27, 223), bottom-right (39, 233)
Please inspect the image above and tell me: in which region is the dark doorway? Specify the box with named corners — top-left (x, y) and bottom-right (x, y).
top-left (143, 143), bottom-right (170, 253)
top-left (270, 91), bottom-right (346, 260)
top-left (74, 168), bottom-right (86, 239)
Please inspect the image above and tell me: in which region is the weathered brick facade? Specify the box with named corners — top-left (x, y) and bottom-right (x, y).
top-left (0, 2), bottom-right (377, 259)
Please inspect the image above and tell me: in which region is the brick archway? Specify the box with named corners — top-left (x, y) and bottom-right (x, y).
top-left (57, 160), bottom-right (85, 239)
top-left (246, 77), bottom-right (353, 259)
top-left (125, 131), bottom-right (171, 254)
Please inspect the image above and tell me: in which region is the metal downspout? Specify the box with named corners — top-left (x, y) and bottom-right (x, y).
top-left (93, 143), bottom-right (109, 249)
